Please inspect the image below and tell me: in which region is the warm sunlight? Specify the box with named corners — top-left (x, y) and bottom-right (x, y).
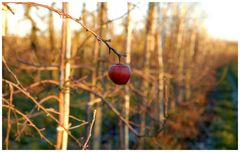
top-left (5, 1), bottom-right (240, 41)
top-left (2, 1), bottom-right (238, 150)
top-left (201, 1), bottom-right (240, 41)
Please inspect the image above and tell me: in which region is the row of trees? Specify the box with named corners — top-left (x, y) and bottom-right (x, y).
top-left (2, 2), bottom-right (237, 149)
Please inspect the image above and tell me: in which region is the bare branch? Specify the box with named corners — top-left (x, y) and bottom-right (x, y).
top-left (2, 104), bottom-right (54, 147)
top-left (4, 2), bottom-right (126, 61)
top-left (15, 95), bottom-right (60, 141)
top-left (103, 3), bottom-right (137, 25)
top-left (2, 3), bottom-right (15, 14)
top-left (17, 56), bottom-right (58, 70)
top-left (69, 122), bottom-right (89, 130)
top-left (2, 57), bottom-right (84, 147)
top-left (82, 109), bottom-right (96, 150)
top-left (2, 56), bottom-right (25, 89)
top-left (2, 79), bottom-right (83, 147)
top-left (4, 84), bottom-right (13, 149)
top-left (46, 108), bottom-right (86, 123)
top-left (3, 80), bottom-right (58, 97)
top-left (69, 81), bottom-right (142, 137)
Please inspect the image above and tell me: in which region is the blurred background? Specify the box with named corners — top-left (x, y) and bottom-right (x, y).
top-left (2, 1), bottom-right (238, 150)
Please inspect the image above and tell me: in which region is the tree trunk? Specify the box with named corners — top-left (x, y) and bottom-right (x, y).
top-left (24, 6), bottom-right (40, 62)
top-left (48, 3), bottom-right (58, 81)
top-left (176, 4), bottom-right (186, 104)
top-left (62, 2), bottom-right (71, 150)
top-left (123, 3), bottom-right (133, 150)
top-left (92, 3), bottom-right (108, 150)
top-left (167, 3), bottom-right (178, 112)
top-left (56, 2), bottom-right (71, 150)
top-left (24, 6), bottom-right (42, 82)
top-left (119, 119), bottom-right (124, 148)
top-left (138, 3), bottom-right (156, 149)
top-left (185, 18), bottom-right (197, 101)
top-left (48, 3), bottom-right (56, 53)
top-left (156, 3), bottom-right (168, 123)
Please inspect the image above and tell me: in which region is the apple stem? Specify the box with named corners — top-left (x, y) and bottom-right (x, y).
top-left (118, 56), bottom-right (121, 63)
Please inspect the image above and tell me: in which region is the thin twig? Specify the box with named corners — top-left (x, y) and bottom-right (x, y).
top-left (71, 3), bottom-right (137, 58)
top-left (69, 122), bottom-right (89, 130)
top-left (4, 84), bottom-right (13, 149)
top-left (17, 55), bottom-right (93, 71)
top-left (15, 95), bottom-right (60, 141)
top-left (103, 3), bottom-right (137, 25)
top-left (46, 108), bottom-right (86, 123)
top-left (15, 111), bottom-right (45, 122)
top-left (12, 104), bottom-right (20, 138)
top-left (16, 56), bottom-right (58, 70)
top-left (17, 56), bottom-right (58, 68)
top-left (2, 79), bottom-right (83, 147)
top-left (2, 104), bottom-right (54, 147)
top-left (2, 3), bottom-right (15, 14)
top-left (4, 2), bottom-right (126, 62)
top-left (69, 82), bottom-right (142, 137)
top-left (82, 109), bottom-right (96, 150)
top-left (2, 56), bottom-right (25, 89)
top-left (71, 81), bottom-right (169, 137)
top-left (3, 79), bottom-right (58, 97)
top-left (13, 94), bottom-right (86, 138)
top-left (18, 63), bottom-right (94, 71)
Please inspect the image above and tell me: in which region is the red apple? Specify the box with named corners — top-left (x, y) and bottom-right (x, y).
top-left (108, 63), bottom-right (131, 85)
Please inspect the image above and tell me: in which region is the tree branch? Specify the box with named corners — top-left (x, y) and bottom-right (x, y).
top-left (2, 104), bottom-right (54, 147)
top-left (3, 79), bottom-right (83, 148)
top-left (4, 84), bottom-right (13, 149)
top-left (4, 2), bottom-right (126, 62)
top-left (82, 109), bottom-right (96, 150)
top-left (2, 79), bottom-right (59, 97)
top-left (69, 81), bottom-right (142, 137)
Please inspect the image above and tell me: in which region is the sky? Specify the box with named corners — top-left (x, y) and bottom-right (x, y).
top-left (4, 1), bottom-right (240, 41)
top-left (200, 1), bottom-right (240, 41)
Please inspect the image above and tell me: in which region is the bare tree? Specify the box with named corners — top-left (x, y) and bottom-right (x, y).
top-left (48, 3), bottom-right (58, 81)
top-left (2, 2), bottom-right (130, 150)
top-left (71, 2), bottom-right (87, 78)
top-left (176, 4), bottom-right (186, 104)
top-left (48, 3), bottom-right (56, 54)
top-left (87, 2), bottom-right (100, 149)
top-left (56, 2), bottom-right (72, 150)
top-left (185, 17), bottom-right (197, 100)
top-left (61, 2), bottom-right (72, 150)
top-left (24, 6), bottom-right (40, 62)
top-left (124, 3), bottom-right (133, 150)
top-left (138, 3), bottom-right (156, 149)
top-left (156, 3), bottom-right (168, 123)
top-left (92, 3), bottom-right (108, 150)
top-left (23, 5), bottom-right (43, 82)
